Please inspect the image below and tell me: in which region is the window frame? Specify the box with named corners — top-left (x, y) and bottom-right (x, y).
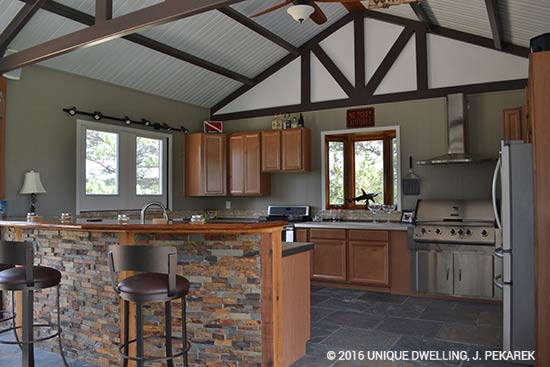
top-left (76, 119), bottom-right (172, 213)
top-left (321, 126), bottom-right (401, 210)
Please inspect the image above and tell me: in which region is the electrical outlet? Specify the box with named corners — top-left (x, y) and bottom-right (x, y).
top-left (225, 201), bottom-right (231, 209)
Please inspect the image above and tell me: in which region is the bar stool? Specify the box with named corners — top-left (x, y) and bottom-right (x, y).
top-left (0, 240), bottom-right (70, 367)
top-left (108, 245), bottom-right (191, 367)
top-left (0, 263), bottom-right (16, 325)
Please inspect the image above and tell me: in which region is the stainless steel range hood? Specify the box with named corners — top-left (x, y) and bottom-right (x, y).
top-left (417, 93), bottom-right (492, 165)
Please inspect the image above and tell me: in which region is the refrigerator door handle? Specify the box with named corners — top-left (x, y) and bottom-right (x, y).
top-left (492, 156), bottom-right (502, 230)
top-left (494, 274), bottom-right (512, 289)
top-left (493, 247), bottom-right (512, 259)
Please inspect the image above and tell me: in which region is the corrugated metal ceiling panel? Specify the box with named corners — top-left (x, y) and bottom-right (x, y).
top-left (140, 10), bottom-right (288, 79)
top-left (55, 0), bottom-right (164, 16)
top-left (0, 0), bottom-right (24, 36)
top-left (364, 1), bottom-right (418, 20)
top-left (40, 36), bottom-right (242, 107)
top-left (497, 0), bottom-right (550, 48)
top-left (232, 0), bottom-right (348, 47)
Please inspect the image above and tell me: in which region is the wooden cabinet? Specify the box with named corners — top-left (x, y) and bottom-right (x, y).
top-left (229, 132), bottom-right (270, 196)
top-left (310, 229), bottom-right (346, 282)
top-left (185, 133), bottom-right (226, 196)
top-left (261, 128), bottom-right (311, 172)
top-left (348, 230), bottom-right (390, 286)
top-left (503, 104), bottom-right (532, 143)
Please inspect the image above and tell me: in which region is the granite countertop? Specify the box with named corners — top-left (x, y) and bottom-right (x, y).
top-left (294, 221), bottom-right (411, 231)
top-left (282, 242), bottom-right (314, 257)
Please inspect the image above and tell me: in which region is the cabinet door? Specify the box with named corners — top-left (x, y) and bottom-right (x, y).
top-left (203, 134), bottom-right (226, 195)
top-left (296, 228), bottom-right (308, 242)
top-left (282, 129), bottom-right (303, 171)
top-left (348, 241), bottom-right (389, 286)
top-left (261, 131), bottom-right (281, 172)
top-left (453, 253), bottom-right (494, 298)
top-left (416, 250), bottom-right (453, 295)
top-left (229, 134), bottom-right (244, 195)
top-left (503, 108), bottom-right (523, 141)
top-left (244, 133), bottom-right (263, 195)
top-left (311, 239), bottom-right (346, 282)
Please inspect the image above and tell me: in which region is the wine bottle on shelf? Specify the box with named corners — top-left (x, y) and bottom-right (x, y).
top-left (298, 113), bottom-right (305, 127)
top-left (291, 114), bottom-right (298, 128)
top-left (277, 114), bottom-right (283, 130)
top-left (285, 114), bottom-right (292, 129)
top-left (271, 114), bottom-right (278, 130)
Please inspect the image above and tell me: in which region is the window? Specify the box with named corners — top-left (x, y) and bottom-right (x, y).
top-left (76, 120), bottom-right (171, 213)
top-left (323, 127), bottom-right (401, 210)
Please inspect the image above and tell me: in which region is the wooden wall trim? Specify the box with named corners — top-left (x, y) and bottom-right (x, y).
top-left (0, 77), bottom-right (5, 200)
top-left (354, 16), bottom-right (366, 89)
top-left (484, 0), bottom-right (503, 50)
top-left (301, 51), bottom-right (311, 105)
top-left (415, 27), bottom-right (428, 91)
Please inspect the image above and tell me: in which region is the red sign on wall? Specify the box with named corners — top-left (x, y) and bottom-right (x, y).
top-left (346, 107), bottom-right (375, 128)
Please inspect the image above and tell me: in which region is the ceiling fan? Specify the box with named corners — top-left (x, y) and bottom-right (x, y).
top-left (251, 0), bottom-right (420, 25)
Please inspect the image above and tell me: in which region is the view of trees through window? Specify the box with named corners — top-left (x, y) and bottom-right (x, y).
top-left (326, 129), bottom-right (399, 209)
top-left (136, 137), bottom-right (163, 195)
top-left (85, 130), bottom-right (118, 195)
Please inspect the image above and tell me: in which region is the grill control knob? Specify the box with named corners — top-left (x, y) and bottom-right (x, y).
top-left (450, 229), bottom-right (456, 235)
top-left (481, 230), bottom-right (488, 237)
top-left (420, 228), bottom-right (427, 234)
top-left (435, 228), bottom-right (441, 235)
top-left (458, 229), bottom-right (464, 236)
top-left (465, 229), bottom-right (472, 236)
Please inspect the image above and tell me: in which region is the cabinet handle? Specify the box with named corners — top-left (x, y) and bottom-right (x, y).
top-left (446, 268), bottom-right (450, 280)
top-left (459, 269), bottom-right (462, 281)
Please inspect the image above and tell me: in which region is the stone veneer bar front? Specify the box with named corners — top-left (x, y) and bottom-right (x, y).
top-left (0, 221), bottom-right (288, 367)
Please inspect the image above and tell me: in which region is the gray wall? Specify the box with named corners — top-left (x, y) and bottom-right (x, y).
top-left (198, 90), bottom-right (524, 211)
top-left (5, 66), bottom-right (210, 217)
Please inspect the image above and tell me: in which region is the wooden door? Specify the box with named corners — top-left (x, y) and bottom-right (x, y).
top-left (261, 130), bottom-right (281, 172)
top-left (229, 134), bottom-right (245, 195)
top-left (348, 241), bottom-right (390, 286)
top-left (310, 229), bottom-right (346, 282)
top-left (282, 129), bottom-right (303, 171)
top-left (503, 107), bottom-right (523, 141)
top-left (203, 134), bottom-right (226, 195)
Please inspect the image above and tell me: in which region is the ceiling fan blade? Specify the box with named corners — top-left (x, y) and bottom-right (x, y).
top-left (308, 1), bottom-right (328, 25)
top-left (250, 0), bottom-right (293, 17)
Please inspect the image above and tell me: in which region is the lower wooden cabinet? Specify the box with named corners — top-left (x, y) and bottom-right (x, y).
top-left (311, 239), bottom-right (347, 282)
top-left (348, 241), bottom-right (389, 286)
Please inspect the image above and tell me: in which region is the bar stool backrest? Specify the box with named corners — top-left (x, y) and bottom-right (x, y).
top-left (0, 241), bottom-right (34, 286)
top-left (107, 245), bottom-right (178, 297)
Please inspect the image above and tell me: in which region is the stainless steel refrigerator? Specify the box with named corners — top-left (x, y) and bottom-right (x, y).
top-left (492, 140), bottom-right (535, 358)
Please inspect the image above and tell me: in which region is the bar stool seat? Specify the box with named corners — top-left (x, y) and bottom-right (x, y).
top-left (0, 266), bottom-right (61, 290)
top-left (118, 272), bottom-right (189, 301)
top-left (0, 264), bottom-right (14, 272)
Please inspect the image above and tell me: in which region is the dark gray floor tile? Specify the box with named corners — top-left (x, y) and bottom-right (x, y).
top-left (322, 327), bottom-right (401, 351)
top-left (370, 301), bottom-right (428, 319)
top-left (454, 302), bottom-right (503, 314)
top-left (291, 354), bottom-right (334, 367)
top-left (331, 358), bottom-right (398, 366)
top-left (312, 294), bottom-right (330, 306)
top-left (463, 346), bottom-right (533, 367)
top-left (321, 310), bottom-right (385, 329)
top-left (307, 341), bottom-right (332, 356)
top-left (423, 300), bottom-right (459, 312)
top-left (377, 317), bottom-right (443, 338)
top-left (436, 324), bottom-right (502, 348)
top-left (402, 297), bottom-right (433, 306)
top-left (391, 335), bottom-right (470, 366)
top-left (321, 287), bottom-right (368, 300)
top-left (477, 312), bottom-right (502, 326)
top-left (419, 308), bottom-right (479, 325)
top-left (311, 321), bottom-right (341, 344)
top-left (312, 286), bottom-right (327, 294)
top-left (316, 297), bottom-right (374, 312)
top-left (312, 306), bottom-right (337, 322)
top-left (359, 292), bottom-right (408, 304)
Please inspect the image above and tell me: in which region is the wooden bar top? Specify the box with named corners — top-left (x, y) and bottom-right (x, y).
top-left (0, 220), bottom-right (287, 234)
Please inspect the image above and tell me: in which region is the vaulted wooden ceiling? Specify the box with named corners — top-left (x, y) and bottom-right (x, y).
top-left (0, 0), bottom-right (547, 108)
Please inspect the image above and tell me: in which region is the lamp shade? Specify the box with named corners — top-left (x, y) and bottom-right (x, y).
top-left (287, 4), bottom-right (314, 23)
top-left (19, 170), bottom-right (47, 194)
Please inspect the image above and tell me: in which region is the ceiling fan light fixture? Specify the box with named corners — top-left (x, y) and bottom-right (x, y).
top-left (287, 4), bottom-right (314, 23)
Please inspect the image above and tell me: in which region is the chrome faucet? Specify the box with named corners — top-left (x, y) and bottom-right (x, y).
top-left (140, 202), bottom-right (169, 224)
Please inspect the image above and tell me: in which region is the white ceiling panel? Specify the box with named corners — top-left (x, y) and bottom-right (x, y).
top-left (55, 0), bottom-right (164, 16)
top-left (497, 0), bottom-right (550, 48)
top-left (232, 0), bottom-right (348, 47)
top-left (140, 9), bottom-right (288, 79)
top-left (0, 0), bottom-right (24, 36)
top-left (40, 37), bottom-right (242, 108)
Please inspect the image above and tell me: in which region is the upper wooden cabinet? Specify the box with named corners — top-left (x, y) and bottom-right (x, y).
top-left (185, 133), bottom-right (227, 196)
top-left (229, 132), bottom-right (270, 196)
top-left (261, 128), bottom-right (311, 172)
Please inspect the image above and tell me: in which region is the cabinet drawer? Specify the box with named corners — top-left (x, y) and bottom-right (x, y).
top-left (309, 229), bottom-right (346, 240)
top-left (349, 230), bottom-right (389, 242)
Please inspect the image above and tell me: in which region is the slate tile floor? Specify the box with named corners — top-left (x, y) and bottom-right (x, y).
top-left (291, 286), bottom-right (526, 367)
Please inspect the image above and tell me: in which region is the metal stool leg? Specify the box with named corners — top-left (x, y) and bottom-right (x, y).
top-left (22, 289), bottom-right (34, 367)
top-left (182, 296), bottom-right (188, 367)
top-left (56, 285), bottom-right (70, 367)
top-left (165, 301), bottom-right (174, 367)
top-left (11, 291), bottom-right (22, 351)
top-left (136, 302), bottom-right (144, 367)
top-left (122, 300), bottom-right (129, 367)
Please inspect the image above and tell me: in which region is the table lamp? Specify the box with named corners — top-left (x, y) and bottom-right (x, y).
top-left (19, 170), bottom-right (47, 214)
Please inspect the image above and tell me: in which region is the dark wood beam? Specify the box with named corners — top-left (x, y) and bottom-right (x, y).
top-left (364, 27), bottom-right (415, 96)
top-left (311, 45), bottom-right (354, 97)
top-left (15, 0), bottom-right (253, 85)
top-left (0, 0), bottom-right (244, 74)
top-left (484, 0), bottom-right (503, 50)
top-left (409, 2), bottom-right (432, 32)
top-left (0, 0), bottom-right (48, 55)
top-left (354, 15), bottom-right (365, 88)
top-left (212, 78), bottom-right (528, 120)
top-left (301, 51), bottom-right (311, 105)
top-left (415, 27), bottom-right (428, 91)
top-left (217, 6), bottom-right (300, 56)
top-left (95, 0), bottom-right (112, 24)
